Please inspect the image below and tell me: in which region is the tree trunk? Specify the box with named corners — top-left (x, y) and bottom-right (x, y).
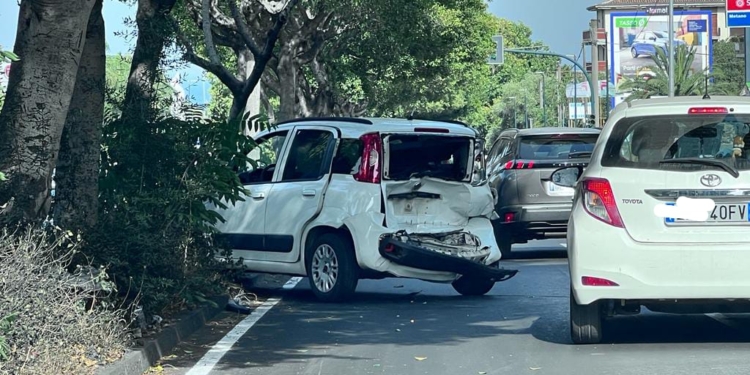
top-left (53, 0), bottom-right (105, 231)
top-left (0, 0), bottom-right (96, 224)
top-left (276, 42), bottom-right (298, 122)
top-left (122, 0), bottom-right (178, 122)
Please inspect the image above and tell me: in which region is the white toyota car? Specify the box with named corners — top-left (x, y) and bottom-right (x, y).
top-left (551, 96), bottom-right (750, 344)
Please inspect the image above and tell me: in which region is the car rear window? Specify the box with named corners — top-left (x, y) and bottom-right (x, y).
top-left (517, 134), bottom-right (598, 160)
top-left (601, 114), bottom-right (750, 172)
top-left (385, 134), bottom-right (473, 182)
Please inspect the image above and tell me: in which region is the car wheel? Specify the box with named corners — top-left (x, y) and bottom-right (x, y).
top-left (630, 47), bottom-right (638, 58)
top-left (306, 233), bottom-right (359, 302)
top-left (570, 290), bottom-right (603, 344)
top-left (495, 229), bottom-right (513, 259)
top-left (452, 274), bottom-right (495, 296)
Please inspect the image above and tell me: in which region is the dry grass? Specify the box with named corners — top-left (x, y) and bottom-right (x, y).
top-left (0, 227), bottom-right (130, 375)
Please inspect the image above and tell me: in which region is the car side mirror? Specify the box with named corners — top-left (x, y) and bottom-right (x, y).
top-left (550, 166), bottom-right (584, 188)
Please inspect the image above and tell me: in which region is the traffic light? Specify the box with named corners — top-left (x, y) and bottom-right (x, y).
top-left (487, 35), bottom-right (504, 65)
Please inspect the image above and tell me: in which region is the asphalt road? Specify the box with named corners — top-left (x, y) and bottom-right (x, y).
top-left (160, 240), bottom-right (750, 375)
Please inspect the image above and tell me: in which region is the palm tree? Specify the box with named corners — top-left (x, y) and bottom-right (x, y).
top-left (619, 44), bottom-right (711, 101)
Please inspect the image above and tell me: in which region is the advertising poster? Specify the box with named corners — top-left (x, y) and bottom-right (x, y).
top-left (609, 11), bottom-right (712, 87)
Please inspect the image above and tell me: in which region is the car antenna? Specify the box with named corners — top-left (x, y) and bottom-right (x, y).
top-left (702, 74), bottom-right (710, 100)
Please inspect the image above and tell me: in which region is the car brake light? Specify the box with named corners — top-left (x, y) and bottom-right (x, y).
top-left (503, 160), bottom-right (535, 169)
top-left (581, 178), bottom-right (624, 228)
top-left (688, 107), bottom-right (728, 114)
top-left (582, 276), bottom-right (619, 287)
top-left (504, 212), bottom-right (515, 222)
top-left (353, 132), bottom-right (382, 183)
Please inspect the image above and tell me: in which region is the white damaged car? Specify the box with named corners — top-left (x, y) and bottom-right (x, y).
top-left (209, 117), bottom-right (517, 301)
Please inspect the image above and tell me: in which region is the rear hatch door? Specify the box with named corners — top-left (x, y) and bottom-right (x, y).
top-left (514, 132), bottom-right (599, 205)
top-left (599, 110), bottom-right (750, 244)
top-left (380, 133), bottom-right (494, 232)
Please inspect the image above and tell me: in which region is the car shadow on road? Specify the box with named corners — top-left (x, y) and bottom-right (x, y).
top-left (212, 281), bottom-right (576, 371)
top-left (210, 276), bottom-right (750, 371)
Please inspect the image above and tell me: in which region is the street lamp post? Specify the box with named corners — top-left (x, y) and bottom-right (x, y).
top-left (535, 71), bottom-right (546, 126)
top-left (668, 0), bottom-right (675, 97)
top-left (507, 96), bottom-right (517, 128)
top-left (566, 54), bottom-right (577, 127)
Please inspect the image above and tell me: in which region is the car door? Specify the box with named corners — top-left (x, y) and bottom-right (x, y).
top-left (263, 126), bottom-right (339, 263)
top-left (212, 130), bottom-right (290, 260)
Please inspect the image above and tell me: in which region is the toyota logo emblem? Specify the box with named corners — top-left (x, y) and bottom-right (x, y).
top-left (700, 174), bottom-right (722, 187)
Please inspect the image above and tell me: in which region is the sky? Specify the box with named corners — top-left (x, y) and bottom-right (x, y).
top-left (0, 0), bottom-right (602, 105)
top-left (488, 0), bottom-right (602, 59)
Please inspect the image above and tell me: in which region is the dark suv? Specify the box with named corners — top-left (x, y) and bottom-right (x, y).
top-left (486, 127), bottom-right (601, 257)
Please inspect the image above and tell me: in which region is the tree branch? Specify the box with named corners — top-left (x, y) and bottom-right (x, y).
top-left (201, 0), bottom-right (223, 67)
top-left (169, 15), bottom-right (241, 94)
top-left (228, 0), bottom-right (262, 56)
top-left (239, 0), bottom-right (300, 98)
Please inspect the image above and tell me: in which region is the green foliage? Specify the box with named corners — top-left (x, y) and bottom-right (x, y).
top-left (104, 54), bottom-right (175, 119)
top-left (619, 44), bottom-right (709, 100)
top-left (84, 111), bottom-right (256, 314)
top-left (0, 47), bottom-right (18, 114)
top-left (0, 313), bottom-right (16, 361)
top-left (712, 39), bottom-right (745, 95)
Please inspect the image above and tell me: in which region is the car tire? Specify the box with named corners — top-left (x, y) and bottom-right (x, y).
top-left (570, 290), bottom-right (603, 344)
top-left (495, 230), bottom-right (513, 259)
top-left (306, 233), bottom-right (359, 302)
top-left (630, 47), bottom-right (638, 58)
top-left (452, 274), bottom-right (495, 296)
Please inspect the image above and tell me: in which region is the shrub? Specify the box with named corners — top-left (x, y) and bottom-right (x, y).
top-left (0, 228), bottom-right (128, 375)
top-left (83, 111), bottom-right (256, 315)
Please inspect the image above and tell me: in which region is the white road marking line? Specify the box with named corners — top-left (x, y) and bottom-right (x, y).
top-left (186, 277), bottom-right (303, 375)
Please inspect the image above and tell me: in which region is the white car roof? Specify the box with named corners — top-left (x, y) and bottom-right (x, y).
top-left (612, 96), bottom-right (750, 118)
top-left (256, 117), bottom-right (479, 139)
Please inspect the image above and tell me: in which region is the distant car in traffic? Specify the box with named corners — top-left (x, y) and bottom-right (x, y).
top-left (485, 127), bottom-right (601, 258)
top-left (553, 96), bottom-right (750, 344)
top-left (631, 30), bottom-right (686, 59)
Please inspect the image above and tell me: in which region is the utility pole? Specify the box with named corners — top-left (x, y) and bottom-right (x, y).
top-left (590, 19), bottom-right (600, 127)
top-left (668, 0), bottom-right (675, 97)
top-left (536, 71), bottom-right (546, 126)
top-left (556, 64), bottom-right (562, 126)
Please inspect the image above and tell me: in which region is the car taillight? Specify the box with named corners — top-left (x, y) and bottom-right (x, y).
top-left (688, 107), bottom-right (728, 114)
top-left (581, 178), bottom-right (624, 228)
top-left (353, 132), bottom-right (382, 183)
top-left (503, 160), bottom-right (535, 169)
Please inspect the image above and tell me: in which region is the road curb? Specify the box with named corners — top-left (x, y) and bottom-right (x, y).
top-left (95, 295), bottom-right (229, 375)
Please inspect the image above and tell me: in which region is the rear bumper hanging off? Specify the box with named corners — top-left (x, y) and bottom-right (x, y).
top-left (378, 232), bottom-right (518, 282)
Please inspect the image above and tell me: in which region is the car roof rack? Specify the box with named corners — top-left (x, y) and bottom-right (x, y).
top-left (275, 117), bottom-right (374, 126)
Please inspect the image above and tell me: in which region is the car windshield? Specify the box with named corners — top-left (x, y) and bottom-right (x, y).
top-left (518, 134), bottom-right (598, 160)
top-left (653, 31), bottom-right (668, 39)
top-left (386, 134), bottom-right (473, 182)
top-left (601, 114), bottom-right (750, 172)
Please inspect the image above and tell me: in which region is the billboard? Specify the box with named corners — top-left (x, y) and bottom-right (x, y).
top-left (609, 11), bottom-right (713, 88)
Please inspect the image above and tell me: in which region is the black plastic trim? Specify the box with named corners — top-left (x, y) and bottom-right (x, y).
top-left (379, 234), bottom-right (518, 282)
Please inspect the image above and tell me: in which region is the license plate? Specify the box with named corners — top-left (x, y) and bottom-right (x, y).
top-left (546, 181), bottom-right (574, 196)
top-left (665, 202), bottom-right (750, 224)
